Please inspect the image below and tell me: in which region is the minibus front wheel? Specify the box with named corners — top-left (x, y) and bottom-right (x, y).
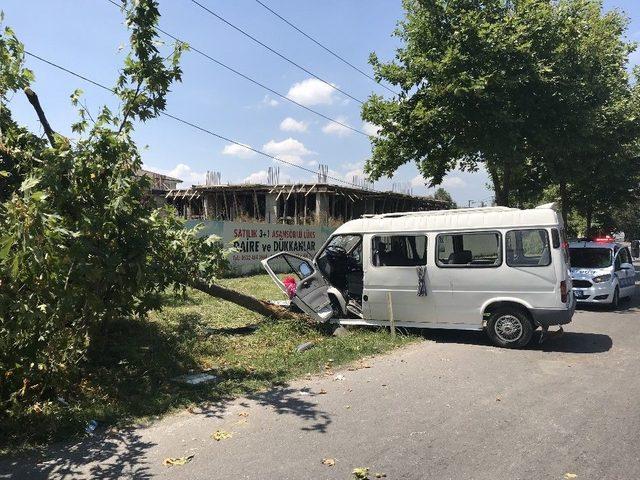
top-left (486, 307), bottom-right (533, 348)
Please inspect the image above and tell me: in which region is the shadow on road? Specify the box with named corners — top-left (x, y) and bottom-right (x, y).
top-left (0, 427), bottom-right (154, 480)
top-left (538, 331), bottom-right (613, 353)
top-left (421, 329), bottom-right (612, 354)
top-left (0, 387), bottom-right (334, 480)
top-left (248, 387), bottom-right (332, 433)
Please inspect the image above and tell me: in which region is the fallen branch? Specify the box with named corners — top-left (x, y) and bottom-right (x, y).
top-left (187, 278), bottom-right (311, 323)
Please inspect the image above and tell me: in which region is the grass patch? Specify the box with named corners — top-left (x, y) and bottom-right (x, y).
top-left (0, 274), bottom-right (416, 453)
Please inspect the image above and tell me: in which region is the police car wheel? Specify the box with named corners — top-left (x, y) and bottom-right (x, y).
top-left (486, 308), bottom-right (533, 349)
top-left (609, 287), bottom-right (620, 310)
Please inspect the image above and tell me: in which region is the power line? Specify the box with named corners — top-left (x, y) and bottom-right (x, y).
top-left (189, 0), bottom-right (365, 105)
top-left (104, 0), bottom-right (367, 136)
top-left (23, 50), bottom-right (374, 190)
top-left (156, 30), bottom-right (368, 137)
top-left (253, 0), bottom-right (398, 96)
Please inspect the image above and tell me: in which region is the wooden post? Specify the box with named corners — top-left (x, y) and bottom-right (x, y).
top-left (386, 291), bottom-right (396, 337)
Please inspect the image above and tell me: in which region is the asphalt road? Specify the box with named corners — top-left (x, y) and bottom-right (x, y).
top-left (2, 291), bottom-right (640, 479)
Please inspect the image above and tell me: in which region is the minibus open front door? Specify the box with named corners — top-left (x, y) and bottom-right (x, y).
top-left (261, 252), bottom-right (334, 323)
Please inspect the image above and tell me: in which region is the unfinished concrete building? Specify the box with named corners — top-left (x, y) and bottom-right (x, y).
top-left (165, 183), bottom-right (449, 225)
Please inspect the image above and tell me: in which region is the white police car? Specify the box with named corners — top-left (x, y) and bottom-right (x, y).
top-left (569, 241), bottom-right (636, 308)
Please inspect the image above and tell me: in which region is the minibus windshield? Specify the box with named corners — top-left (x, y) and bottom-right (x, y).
top-left (569, 248), bottom-right (612, 268)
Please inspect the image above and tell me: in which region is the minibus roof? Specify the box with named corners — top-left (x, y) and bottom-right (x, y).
top-left (334, 205), bottom-right (562, 235)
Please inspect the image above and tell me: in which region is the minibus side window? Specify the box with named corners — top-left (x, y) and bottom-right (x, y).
top-left (551, 229), bottom-right (560, 248)
top-left (506, 229), bottom-right (551, 267)
top-left (372, 235), bottom-right (427, 267)
top-left (436, 232), bottom-right (502, 268)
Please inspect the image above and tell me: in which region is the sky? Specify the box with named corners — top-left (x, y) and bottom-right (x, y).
top-left (3, 0), bottom-right (639, 205)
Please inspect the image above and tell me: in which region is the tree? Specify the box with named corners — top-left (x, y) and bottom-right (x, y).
top-left (433, 187), bottom-right (456, 208)
top-left (609, 188), bottom-right (640, 240)
top-left (0, 1), bottom-right (294, 412)
top-left (362, 0), bottom-right (557, 206)
top-left (525, 0), bottom-right (640, 225)
top-left (361, 0), bottom-right (639, 219)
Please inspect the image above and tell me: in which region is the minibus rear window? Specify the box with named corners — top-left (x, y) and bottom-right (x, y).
top-left (436, 232), bottom-right (501, 267)
top-left (372, 235), bottom-right (427, 267)
top-left (506, 229), bottom-right (551, 267)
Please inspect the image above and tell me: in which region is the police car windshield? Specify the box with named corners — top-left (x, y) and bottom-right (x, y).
top-left (569, 248), bottom-right (612, 268)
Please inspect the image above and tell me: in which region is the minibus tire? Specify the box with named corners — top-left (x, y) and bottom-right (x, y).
top-left (486, 308), bottom-right (533, 348)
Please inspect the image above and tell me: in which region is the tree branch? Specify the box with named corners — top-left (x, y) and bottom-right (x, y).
top-left (24, 88), bottom-right (56, 147)
top-left (187, 277), bottom-right (311, 323)
top-left (118, 80), bottom-right (143, 135)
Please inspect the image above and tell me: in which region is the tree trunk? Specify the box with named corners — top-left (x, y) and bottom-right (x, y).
top-left (187, 278), bottom-right (310, 323)
top-left (487, 161), bottom-right (511, 207)
top-left (559, 180), bottom-right (569, 227)
top-left (502, 164), bottom-right (512, 208)
top-left (585, 206), bottom-right (593, 237)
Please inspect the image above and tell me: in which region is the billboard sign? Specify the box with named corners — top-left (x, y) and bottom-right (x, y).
top-left (187, 220), bottom-right (335, 275)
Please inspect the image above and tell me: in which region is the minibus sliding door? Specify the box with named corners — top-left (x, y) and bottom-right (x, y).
top-left (363, 233), bottom-right (435, 324)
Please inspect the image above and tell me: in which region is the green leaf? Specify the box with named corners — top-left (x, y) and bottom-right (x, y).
top-left (70, 88), bottom-right (84, 106)
top-left (0, 237), bottom-right (14, 260)
top-left (30, 190), bottom-right (48, 202)
top-left (20, 175), bottom-right (40, 192)
top-left (10, 254), bottom-right (20, 278)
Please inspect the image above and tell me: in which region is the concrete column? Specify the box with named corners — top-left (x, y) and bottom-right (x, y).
top-left (315, 192), bottom-right (329, 225)
top-left (203, 195), bottom-right (211, 219)
top-left (265, 193), bottom-right (279, 224)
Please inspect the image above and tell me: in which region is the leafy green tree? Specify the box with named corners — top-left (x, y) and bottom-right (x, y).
top-left (362, 0), bottom-right (557, 206)
top-left (433, 187), bottom-right (456, 208)
top-left (0, 1), bottom-right (292, 413)
top-left (609, 191), bottom-right (640, 240)
top-left (527, 0), bottom-right (640, 224)
top-left (362, 0), bottom-right (639, 219)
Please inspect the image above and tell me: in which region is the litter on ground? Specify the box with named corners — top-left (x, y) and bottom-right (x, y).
top-left (163, 455), bottom-right (194, 467)
top-left (173, 372), bottom-right (218, 386)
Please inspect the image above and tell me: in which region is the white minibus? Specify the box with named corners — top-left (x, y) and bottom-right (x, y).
top-left (262, 204), bottom-right (575, 348)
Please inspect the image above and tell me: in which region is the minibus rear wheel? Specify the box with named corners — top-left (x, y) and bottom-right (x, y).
top-left (486, 307), bottom-right (533, 348)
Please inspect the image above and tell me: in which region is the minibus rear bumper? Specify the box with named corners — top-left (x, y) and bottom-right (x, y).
top-left (530, 297), bottom-right (576, 327)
